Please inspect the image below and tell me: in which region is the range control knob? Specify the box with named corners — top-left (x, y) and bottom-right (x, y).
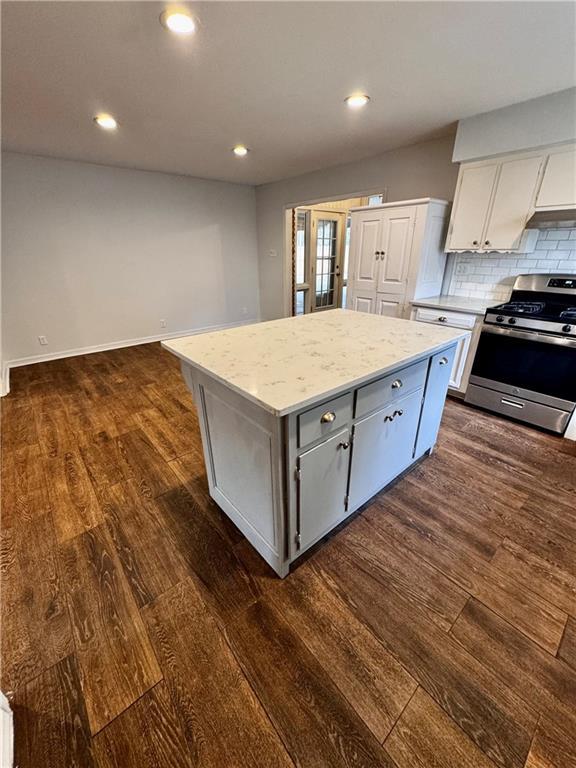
top-left (508, 317), bottom-right (517, 325)
top-left (496, 315), bottom-right (504, 322)
top-left (562, 324), bottom-right (573, 333)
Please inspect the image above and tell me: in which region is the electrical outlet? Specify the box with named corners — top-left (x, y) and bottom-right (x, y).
top-left (455, 262), bottom-right (471, 276)
top-left (160, 319), bottom-right (167, 328)
top-left (38, 335), bottom-right (48, 346)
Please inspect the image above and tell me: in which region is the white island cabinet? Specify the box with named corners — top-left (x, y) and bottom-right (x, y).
top-left (163, 310), bottom-right (467, 577)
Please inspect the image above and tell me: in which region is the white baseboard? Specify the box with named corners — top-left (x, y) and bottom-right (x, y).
top-left (1, 318), bottom-right (259, 396)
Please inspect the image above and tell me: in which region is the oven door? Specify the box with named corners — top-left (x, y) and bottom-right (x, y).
top-left (469, 326), bottom-right (576, 407)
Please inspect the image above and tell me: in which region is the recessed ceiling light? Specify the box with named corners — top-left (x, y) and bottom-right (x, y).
top-left (94, 113), bottom-right (118, 130)
top-left (345, 94), bottom-right (370, 109)
top-left (233, 145), bottom-right (249, 157)
top-left (160, 9), bottom-right (196, 35)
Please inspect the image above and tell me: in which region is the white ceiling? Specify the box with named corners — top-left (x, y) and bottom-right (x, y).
top-left (2, 2), bottom-right (575, 186)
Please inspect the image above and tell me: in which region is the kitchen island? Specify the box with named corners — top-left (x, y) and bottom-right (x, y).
top-left (163, 309), bottom-right (468, 576)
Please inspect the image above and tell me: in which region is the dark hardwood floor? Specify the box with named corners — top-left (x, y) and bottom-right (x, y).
top-left (2, 342), bottom-right (575, 768)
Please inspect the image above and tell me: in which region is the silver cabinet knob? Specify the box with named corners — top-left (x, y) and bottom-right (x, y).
top-left (484, 240), bottom-right (491, 246)
top-left (391, 379), bottom-right (403, 389)
top-left (472, 240), bottom-right (479, 246)
top-left (338, 440), bottom-right (350, 449)
top-left (384, 409), bottom-right (403, 423)
top-left (438, 316), bottom-right (447, 323)
top-left (320, 411), bottom-right (336, 423)
top-left (439, 356), bottom-right (448, 366)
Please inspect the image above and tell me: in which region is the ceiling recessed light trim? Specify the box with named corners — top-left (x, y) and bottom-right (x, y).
top-left (345, 93), bottom-right (370, 109)
top-left (233, 145), bottom-right (249, 157)
top-left (160, 9), bottom-right (196, 35)
top-left (94, 113), bottom-right (118, 130)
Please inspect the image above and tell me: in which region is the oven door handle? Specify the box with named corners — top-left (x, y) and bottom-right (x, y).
top-left (481, 325), bottom-right (576, 349)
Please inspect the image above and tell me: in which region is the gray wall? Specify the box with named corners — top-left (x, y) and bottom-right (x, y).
top-left (453, 87), bottom-right (576, 162)
top-left (255, 135), bottom-right (459, 320)
top-left (2, 152), bottom-right (260, 364)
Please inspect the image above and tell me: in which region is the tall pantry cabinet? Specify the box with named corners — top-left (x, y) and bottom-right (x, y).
top-left (346, 198), bottom-right (450, 318)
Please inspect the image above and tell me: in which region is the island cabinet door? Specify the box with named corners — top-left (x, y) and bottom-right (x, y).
top-left (414, 345), bottom-right (457, 457)
top-left (297, 427), bottom-right (351, 552)
top-left (348, 389), bottom-right (423, 512)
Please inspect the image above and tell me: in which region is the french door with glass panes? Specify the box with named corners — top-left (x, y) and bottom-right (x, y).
top-left (311, 211), bottom-right (345, 311)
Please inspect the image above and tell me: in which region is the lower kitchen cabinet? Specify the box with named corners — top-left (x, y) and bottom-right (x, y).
top-left (348, 389), bottom-right (423, 511)
top-left (410, 305), bottom-right (482, 394)
top-left (297, 427), bottom-right (351, 550)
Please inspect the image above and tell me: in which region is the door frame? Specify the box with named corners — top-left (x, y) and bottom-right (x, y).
top-left (283, 187), bottom-right (388, 317)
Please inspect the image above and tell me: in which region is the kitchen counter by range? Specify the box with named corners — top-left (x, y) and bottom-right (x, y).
top-left (411, 294), bottom-right (493, 315)
top-left (163, 310), bottom-right (468, 576)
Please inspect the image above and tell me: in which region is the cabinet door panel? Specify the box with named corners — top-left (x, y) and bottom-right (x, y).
top-left (376, 293), bottom-right (402, 318)
top-left (447, 164), bottom-right (498, 250)
top-left (484, 156), bottom-right (543, 249)
top-left (537, 149), bottom-right (576, 208)
top-left (415, 346), bottom-right (456, 457)
top-left (349, 289), bottom-right (375, 313)
top-left (350, 213), bottom-right (380, 291)
top-left (449, 333), bottom-right (472, 390)
top-left (298, 427), bottom-right (350, 551)
top-left (348, 389), bottom-right (423, 511)
top-left (377, 208), bottom-right (415, 295)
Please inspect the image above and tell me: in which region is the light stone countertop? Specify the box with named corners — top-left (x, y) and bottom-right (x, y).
top-left (411, 294), bottom-right (494, 315)
top-left (163, 309), bottom-right (468, 416)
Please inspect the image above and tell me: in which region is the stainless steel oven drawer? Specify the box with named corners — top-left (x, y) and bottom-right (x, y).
top-left (465, 384), bottom-right (572, 434)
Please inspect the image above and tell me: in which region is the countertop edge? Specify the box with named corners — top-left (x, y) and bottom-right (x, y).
top-left (164, 333), bottom-right (469, 417)
top-left (411, 296), bottom-right (491, 315)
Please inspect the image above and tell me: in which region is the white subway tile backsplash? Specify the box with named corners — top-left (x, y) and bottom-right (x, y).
top-left (446, 226), bottom-right (576, 300)
top-left (547, 229), bottom-right (571, 240)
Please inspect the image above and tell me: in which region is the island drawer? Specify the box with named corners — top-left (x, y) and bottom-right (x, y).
top-left (355, 359), bottom-right (427, 418)
top-left (298, 392), bottom-right (353, 448)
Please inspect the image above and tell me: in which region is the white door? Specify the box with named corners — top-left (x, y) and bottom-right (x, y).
top-left (537, 148), bottom-right (576, 208)
top-left (350, 211), bottom-right (381, 292)
top-left (447, 163), bottom-right (498, 250)
top-left (483, 156), bottom-right (544, 250)
top-left (350, 289), bottom-right (376, 313)
top-left (311, 212), bottom-right (344, 311)
top-left (376, 207), bottom-right (415, 295)
top-left (376, 293), bottom-right (402, 318)
top-left (298, 427), bottom-right (351, 551)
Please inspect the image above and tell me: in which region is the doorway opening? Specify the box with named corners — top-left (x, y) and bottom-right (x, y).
top-left (290, 195), bottom-right (385, 316)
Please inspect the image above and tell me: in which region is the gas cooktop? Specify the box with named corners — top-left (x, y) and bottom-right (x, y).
top-left (485, 274), bottom-right (576, 336)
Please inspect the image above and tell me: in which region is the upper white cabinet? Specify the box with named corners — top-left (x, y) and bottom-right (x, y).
top-left (347, 198), bottom-right (449, 319)
top-left (536, 147), bottom-right (576, 208)
top-left (446, 154), bottom-right (544, 253)
top-left (483, 155), bottom-right (544, 250)
top-left (446, 143), bottom-right (576, 254)
top-left (447, 163), bottom-right (499, 250)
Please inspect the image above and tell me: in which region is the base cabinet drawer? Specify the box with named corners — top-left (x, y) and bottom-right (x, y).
top-left (298, 392), bottom-right (353, 448)
top-left (297, 427), bottom-right (351, 551)
top-left (355, 359), bottom-right (427, 418)
top-left (348, 389), bottom-right (423, 511)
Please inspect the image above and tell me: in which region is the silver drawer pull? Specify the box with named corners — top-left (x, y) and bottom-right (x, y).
top-left (391, 379), bottom-right (403, 389)
top-left (338, 440), bottom-right (350, 450)
top-left (438, 316), bottom-right (448, 323)
top-left (439, 357), bottom-right (448, 366)
top-left (501, 399), bottom-right (524, 409)
top-left (320, 411), bottom-right (336, 423)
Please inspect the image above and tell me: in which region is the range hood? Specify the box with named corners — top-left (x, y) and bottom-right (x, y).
top-left (526, 207), bottom-right (576, 226)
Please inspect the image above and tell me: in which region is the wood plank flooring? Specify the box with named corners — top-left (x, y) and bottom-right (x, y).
top-left (2, 342), bottom-right (575, 768)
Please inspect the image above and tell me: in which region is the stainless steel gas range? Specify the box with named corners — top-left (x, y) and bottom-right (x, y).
top-left (465, 274), bottom-right (576, 434)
